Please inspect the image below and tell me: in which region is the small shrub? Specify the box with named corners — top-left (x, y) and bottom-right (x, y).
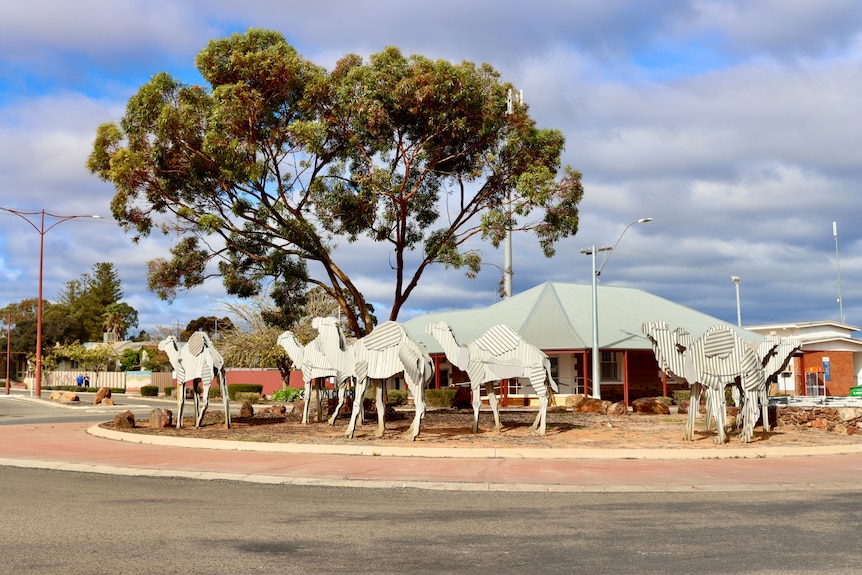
top-left (209, 385), bottom-right (222, 398)
top-left (425, 388), bottom-right (458, 408)
top-left (228, 383), bottom-right (263, 401)
top-left (672, 389), bottom-right (691, 405)
top-left (110, 388), bottom-right (126, 394)
top-left (654, 396), bottom-right (673, 407)
top-left (387, 389), bottom-right (408, 406)
top-left (271, 387), bottom-right (302, 402)
top-left (140, 385), bottom-right (158, 397)
top-left (164, 386), bottom-right (172, 397)
top-left (235, 391), bottom-right (262, 404)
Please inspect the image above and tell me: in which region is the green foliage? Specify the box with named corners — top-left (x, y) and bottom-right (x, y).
top-left (48, 342), bottom-right (117, 372)
top-left (88, 29), bottom-right (582, 337)
top-left (654, 396), bottom-right (673, 407)
top-left (672, 390), bottom-right (691, 405)
top-left (164, 386), bottom-right (172, 397)
top-left (235, 391), bottom-right (261, 404)
top-left (140, 385), bottom-right (159, 397)
top-left (270, 387), bottom-right (302, 402)
top-left (227, 383), bottom-right (263, 400)
top-left (365, 387), bottom-right (407, 406)
top-left (425, 388), bottom-right (458, 408)
top-left (119, 348), bottom-right (142, 371)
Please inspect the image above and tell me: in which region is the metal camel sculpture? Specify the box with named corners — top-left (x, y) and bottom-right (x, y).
top-left (426, 321), bottom-right (558, 435)
top-left (277, 317), bottom-right (356, 426)
top-left (643, 322), bottom-right (797, 443)
top-left (345, 321), bottom-right (433, 441)
top-left (158, 332), bottom-right (230, 429)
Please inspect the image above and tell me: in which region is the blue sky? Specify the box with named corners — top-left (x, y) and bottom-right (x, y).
top-left (1, 0), bottom-right (861, 336)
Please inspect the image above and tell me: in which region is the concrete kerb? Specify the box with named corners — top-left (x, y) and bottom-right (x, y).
top-left (87, 423), bottom-right (862, 460)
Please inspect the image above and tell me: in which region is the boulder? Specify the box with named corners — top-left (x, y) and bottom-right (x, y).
top-left (148, 408), bottom-right (173, 429)
top-left (240, 402), bottom-right (254, 418)
top-left (565, 394), bottom-right (586, 409)
top-left (94, 387), bottom-right (112, 405)
top-left (49, 391), bottom-right (63, 400)
top-left (631, 397), bottom-right (670, 415)
top-left (103, 398), bottom-right (115, 406)
top-left (113, 410), bottom-right (135, 429)
top-left (259, 405), bottom-right (287, 416)
top-left (59, 392), bottom-right (79, 403)
top-left (608, 401), bottom-right (629, 416)
top-left (573, 397), bottom-right (610, 414)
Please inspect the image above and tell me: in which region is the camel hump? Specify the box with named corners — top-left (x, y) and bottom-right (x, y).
top-left (474, 324), bottom-right (521, 356)
top-left (702, 327), bottom-right (736, 359)
top-left (362, 322), bottom-right (404, 351)
top-left (187, 332), bottom-right (206, 357)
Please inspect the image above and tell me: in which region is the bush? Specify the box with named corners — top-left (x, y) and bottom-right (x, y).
top-left (235, 391), bottom-right (261, 404)
top-left (228, 383), bottom-right (263, 401)
top-left (364, 387), bottom-right (408, 406)
top-left (271, 387), bottom-right (302, 402)
top-left (209, 385), bottom-right (222, 398)
top-left (672, 389), bottom-right (691, 405)
top-left (164, 386), bottom-right (172, 397)
top-left (140, 385), bottom-right (158, 397)
top-left (425, 388), bottom-right (458, 408)
top-left (654, 396), bottom-right (673, 407)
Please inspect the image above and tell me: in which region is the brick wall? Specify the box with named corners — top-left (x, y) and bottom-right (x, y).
top-left (800, 351), bottom-right (855, 396)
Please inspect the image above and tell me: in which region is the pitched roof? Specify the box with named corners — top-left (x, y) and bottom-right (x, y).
top-left (404, 281), bottom-right (761, 354)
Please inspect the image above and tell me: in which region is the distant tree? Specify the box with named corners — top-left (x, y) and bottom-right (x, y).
top-left (181, 316), bottom-right (234, 341)
top-left (119, 348), bottom-right (142, 371)
top-left (88, 28), bottom-right (583, 338)
top-left (57, 263), bottom-right (138, 341)
top-left (48, 342), bottom-right (117, 384)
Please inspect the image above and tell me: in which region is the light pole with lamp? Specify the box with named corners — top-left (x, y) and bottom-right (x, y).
top-left (580, 217), bottom-right (652, 399)
top-left (0, 208), bottom-right (102, 397)
top-left (731, 276), bottom-right (742, 327)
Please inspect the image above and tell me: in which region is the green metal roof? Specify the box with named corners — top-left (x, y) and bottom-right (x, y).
top-left (404, 281), bottom-right (762, 354)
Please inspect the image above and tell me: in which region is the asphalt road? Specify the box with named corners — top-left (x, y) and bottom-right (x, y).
top-left (1, 466), bottom-right (859, 575)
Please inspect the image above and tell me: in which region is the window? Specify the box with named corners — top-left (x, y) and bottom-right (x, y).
top-left (600, 351), bottom-right (621, 382)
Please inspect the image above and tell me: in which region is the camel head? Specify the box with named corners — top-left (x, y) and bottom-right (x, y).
top-left (158, 335), bottom-right (179, 354)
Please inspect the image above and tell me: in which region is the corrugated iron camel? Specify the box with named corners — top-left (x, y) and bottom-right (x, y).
top-left (643, 322), bottom-right (797, 443)
top-left (345, 321), bottom-right (433, 441)
top-left (277, 317), bottom-right (355, 425)
top-left (426, 321), bottom-right (558, 435)
top-left (158, 332), bottom-right (230, 429)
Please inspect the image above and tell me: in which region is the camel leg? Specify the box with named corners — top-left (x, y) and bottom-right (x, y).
top-left (374, 381), bottom-right (385, 438)
top-left (406, 380), bottom-right (426, 441)
top-left (471, 384), bottom-right (481, 434)
top-left (221, 375), bottom-right (231, 429)
top-left (685, 383), bottom-right (701, 441)
top-left (486, 382), bottom-right (502, 432)
top-left (191, 379), bottom-right (202, 427)
top-left (176, 382), bottom-right (185, 429)
top-left (195, 380), bottom-right (211, 428)
top-left (710, 386), bottom-right (727, 444)
top-left (301, 381), bottom-right (312, 424)
top-left (345, 379), bottom-right (367, 439)
top-left (328, 384), bottom-right (347, 426)
top-left (533, 395), bottom-right (548, 435)
top-left (760, 384), bottom-right (770, 433)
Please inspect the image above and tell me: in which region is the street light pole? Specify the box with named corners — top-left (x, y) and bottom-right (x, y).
top-left (733, 276), bottom-right (742, 326)
top-left (0, 207), bottom-right (102, 397)
top-left (581, 218), bottom-right (652, 400)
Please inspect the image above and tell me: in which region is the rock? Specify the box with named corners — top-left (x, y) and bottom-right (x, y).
top-left (259, 405), bottom-right (287, 416)
top-left (103, 398), bottom-right (115, 406)
top-left (113, 411), bottom-right (135, 429)
top-left (148, 408), bottom-right (172, 428)
top-left (59, 392), bottom-right (79, 403)
top-left (94, 387), bottom-right (112, 405)
top-left (240, 402), bottom-right (254, 417)
top-left (573, 397), bottom-right (610, 414)
top-left (608, 401), bottom-right (629, 416)
top-left (631, 397), bottom-right (670, 415)
top-left (565, 394), bottom-right (586, 409)
top-left (677, 399), bottom-right (689, 414)
top-left (49, 391), bottom-right (63, 400)
top-left (547, 405), bottom-right (568, 413)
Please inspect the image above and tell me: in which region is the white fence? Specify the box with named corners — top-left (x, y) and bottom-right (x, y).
top-left (45, 370), bottom-right (174, 391)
